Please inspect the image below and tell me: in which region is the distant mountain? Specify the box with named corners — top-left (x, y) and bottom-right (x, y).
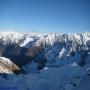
top-left (0, 31), bottom-right (90, 47)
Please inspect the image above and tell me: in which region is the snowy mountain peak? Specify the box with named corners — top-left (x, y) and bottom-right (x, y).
top-left (0, 31), bottom-right (90, 47)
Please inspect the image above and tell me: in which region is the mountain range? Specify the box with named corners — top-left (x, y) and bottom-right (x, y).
top-left (0, 31), bottom-right (90, 90)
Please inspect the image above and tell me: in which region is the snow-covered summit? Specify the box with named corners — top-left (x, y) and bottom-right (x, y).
top-left (0, 31), bottom-right (23, 44)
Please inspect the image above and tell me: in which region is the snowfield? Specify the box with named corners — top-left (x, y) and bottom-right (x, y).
top-left (0, 31), bottom-right (90, 90)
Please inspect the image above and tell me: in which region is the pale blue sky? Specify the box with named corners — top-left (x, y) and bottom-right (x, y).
top-left (0, 0), bottom-right (90, 33)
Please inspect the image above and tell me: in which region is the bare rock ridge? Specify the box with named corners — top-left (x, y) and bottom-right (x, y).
top-left (0, 57), bottom-right (20, 74)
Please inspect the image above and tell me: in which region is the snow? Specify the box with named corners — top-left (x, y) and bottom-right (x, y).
top-left (20, 37), bottom-right (34, 47)
top-left (71, 62), bottom-right (78, 67)
top-left (0, 57), bottom-right (12, 65)
top-left (0, 57), bottom-right (13, 74)
top-left (0, 31), bottom-right (23, 44)
top-left (59, 47), bottom-right (66, 58)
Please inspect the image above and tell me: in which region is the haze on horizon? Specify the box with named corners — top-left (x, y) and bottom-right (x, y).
top-left (0, 0), bottom-right (90, 33)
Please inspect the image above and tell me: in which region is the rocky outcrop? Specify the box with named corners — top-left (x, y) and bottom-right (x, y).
top-left (0, 57), bottom-right (20, 74)
top-left (26, 46), bottom-right (42, 58)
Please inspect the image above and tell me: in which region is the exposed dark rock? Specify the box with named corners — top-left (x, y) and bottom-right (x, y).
top-left (79, 50), bottom-right (88, 66)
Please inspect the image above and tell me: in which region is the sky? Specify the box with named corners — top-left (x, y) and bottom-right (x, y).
top-left (0, 0), bottom-right (90, 33)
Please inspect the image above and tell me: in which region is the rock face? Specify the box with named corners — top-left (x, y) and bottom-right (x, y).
top-left (0, 57), bottom-right (20, 74)
top-left (0, 44), bottom-right (43, 68)
top-left (26, 46), bottom-right (42, 58)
